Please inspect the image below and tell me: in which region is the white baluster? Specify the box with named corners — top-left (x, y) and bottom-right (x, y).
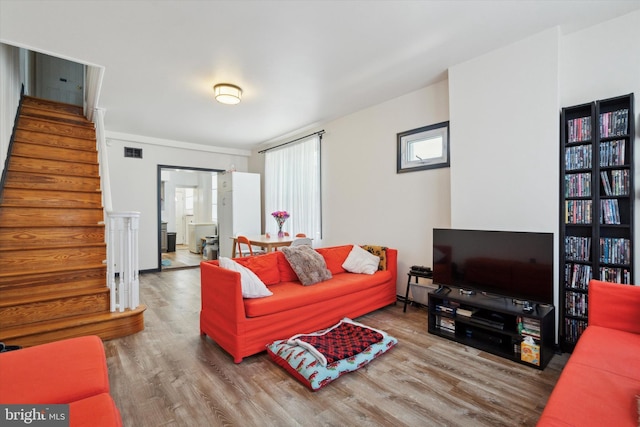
top-left (131, 215), bottom-right (140, 308)
top-left (117, 216), bottom-right (125, 312)
top-left (106, 211), bottom-right (141, 312)
top-left (107, 215), bottom-right (116, 312)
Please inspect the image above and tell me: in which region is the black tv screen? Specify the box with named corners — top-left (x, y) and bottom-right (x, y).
top-left (433, 228), bottom-right (554, 305)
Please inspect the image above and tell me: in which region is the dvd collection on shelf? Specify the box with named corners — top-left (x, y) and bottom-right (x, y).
top-left (600, 169), bottom-right (629, 196)
top-left (565, 200), bottom-right (592, 224)
top-left (565, 291), bottom-right (588, 317)
top-left (599, 109), bottom-right (629, 137)
top-left (565, 145), bottom-right (592, 170)
top-left (600, 139), bottom-right (625, 166)
top-left (600, 199), bottom-right (620, 224)
top-left (599, 266), bottom-right (631, 284)
top-left (564, 318), bottom-right (587, 344)
top-left (599, 237), bottom-right (630, 265)
top-left (567, 116), bottom-right (592, 143)
top-left (564, 173), bottom-right (591, 197)
top-left (564, 263), bottom-right (592, 290)
top-left (564, 236), bottom-right (591, 261)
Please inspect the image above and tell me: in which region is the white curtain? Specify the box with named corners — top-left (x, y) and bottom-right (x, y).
top-left (264, 134), bottom-right (321, 241)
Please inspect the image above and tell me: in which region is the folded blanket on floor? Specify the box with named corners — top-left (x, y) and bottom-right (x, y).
top-left (287, 318), bottom-right (384, 366)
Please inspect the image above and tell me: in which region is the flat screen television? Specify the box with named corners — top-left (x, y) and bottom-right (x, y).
top-left (433, 228), bottom-right (554, 305)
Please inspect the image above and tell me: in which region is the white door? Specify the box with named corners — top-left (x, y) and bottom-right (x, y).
top-left (35, 53), bottom-right (83, 106)
top-left (175, 189), bottom-right (186, 244)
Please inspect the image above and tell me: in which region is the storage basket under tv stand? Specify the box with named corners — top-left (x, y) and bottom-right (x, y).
top-left (427, 286), bottom-right (555, 369)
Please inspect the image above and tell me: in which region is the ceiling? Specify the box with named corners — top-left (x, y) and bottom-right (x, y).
top-left (1, 1), bottom-right (639, 151)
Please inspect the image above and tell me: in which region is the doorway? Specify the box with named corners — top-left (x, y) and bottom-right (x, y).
top-left (158, 165), bottom-right (221, 270)
top-left (34, 52), bottom-right (84, 106)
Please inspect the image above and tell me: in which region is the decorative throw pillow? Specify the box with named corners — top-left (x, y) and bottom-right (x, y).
top-left (218, 257), bottom-right (273, 298)
top-left (342, 244), bottom-right (380, 275)
top-left (281, 245), bottom-right (332, 286)
top-left (315, 245), bottom-right (353, 275)
top-left (275, 251), bottom-right (299, 282)
top-left (360, 244), bottom-right (387, 271)
top-left (235, 251), bottom-right (280, 285)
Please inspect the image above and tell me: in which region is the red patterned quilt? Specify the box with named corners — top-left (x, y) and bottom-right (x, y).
top-left (287, 319), bottom-right (384, 366)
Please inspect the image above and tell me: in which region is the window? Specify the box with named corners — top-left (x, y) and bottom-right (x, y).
top-left (397, 121), bottom-right (449, 173)
top-left (264, 134), bottom-right (321, 240)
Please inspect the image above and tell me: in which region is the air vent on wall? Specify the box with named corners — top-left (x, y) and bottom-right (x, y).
top-left (124, 147), bottom-right (143, 159)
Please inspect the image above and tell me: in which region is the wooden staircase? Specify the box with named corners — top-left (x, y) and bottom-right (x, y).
top-left (0, 96), bottom-right (145, 347)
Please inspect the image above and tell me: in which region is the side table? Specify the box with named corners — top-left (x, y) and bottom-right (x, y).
top-left (403, 269), bottom-right (433, 312)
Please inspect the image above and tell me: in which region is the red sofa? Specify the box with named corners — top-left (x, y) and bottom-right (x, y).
top-left (0, 335), bottom-right (122, 427)
top-left (537, 280), bottom-right (640, 426)
top-left (200, 245), bottom-right (397, 363)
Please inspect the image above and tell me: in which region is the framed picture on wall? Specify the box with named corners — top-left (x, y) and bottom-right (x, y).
top-left (397, 121), bottom-right (450, 173)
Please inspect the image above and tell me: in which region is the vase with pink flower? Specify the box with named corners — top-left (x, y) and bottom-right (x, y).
top-left (271, 211), bottom-right (290, 237)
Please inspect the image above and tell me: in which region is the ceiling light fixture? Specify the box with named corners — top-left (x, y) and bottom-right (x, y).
top-left (213, 83), bottom-right (242, 105)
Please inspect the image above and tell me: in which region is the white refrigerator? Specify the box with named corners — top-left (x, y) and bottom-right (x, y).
top-left (217, 172), bottom-right (261, 258)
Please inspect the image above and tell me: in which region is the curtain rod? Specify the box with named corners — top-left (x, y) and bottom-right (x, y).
top-left (258, 130), bottom-right (325, 154)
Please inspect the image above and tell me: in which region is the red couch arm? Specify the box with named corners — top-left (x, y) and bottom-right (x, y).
top-left (385, 248), bottom-right (398, 284)
top-left (200, 260), bottom-right (247, 324)
top-left (0, 336), bottom-right (110, 404)
top-left (588, 279), bottom-right (640, 334)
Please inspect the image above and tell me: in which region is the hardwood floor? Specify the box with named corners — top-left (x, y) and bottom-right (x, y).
top-left (161, 245), bottom-right (203, 270)
top-left (104, 268), bottom-right (568, 427)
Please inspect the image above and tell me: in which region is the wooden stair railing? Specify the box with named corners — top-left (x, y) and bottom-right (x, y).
top-left (0, 96), bottom-right (145, 347)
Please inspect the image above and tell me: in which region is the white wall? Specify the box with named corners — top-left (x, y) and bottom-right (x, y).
top-left (254, 81), bottom-right (452, 295)
top-left (448, 28), bottom-right (560, 233)
top-left (560, 9), bottom-right (640, 273)
top-left (106, 133), bottom-right (250, 271)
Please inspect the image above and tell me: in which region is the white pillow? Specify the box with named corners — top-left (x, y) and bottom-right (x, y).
top-left (342, 245), bottom-right (380, 275)
top-left (218, 257), bottom-right (273, 298)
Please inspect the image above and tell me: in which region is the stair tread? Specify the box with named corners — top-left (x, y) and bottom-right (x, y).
top-left (14, 130), bottom-right (98, 150)
top-left (18, 114), bottom-right (94, 129)
top-left (23, 96), bottom-right (84, 114)
top-left (0, 287), bottom-right (110, 308)
top-left (0, 305), bottom-right (147, 340)
top-left (11, 150), bottom-right (100, 166)
top-left (16, 120), bottom-right (95, 141)
top-left (11, 144), bottom-right (98, 157)
top-left (0, 242), bottom-right (106, 251)
top-left (0, 205), bottom-right (104, 211)
top-left (21, 111), bottom-right (94, 127)
top-left (0, 263), bottom-right (106, 279)
top-left (11, 143), bottom-right (98, 165)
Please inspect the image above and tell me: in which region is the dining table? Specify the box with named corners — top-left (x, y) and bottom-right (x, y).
top-left (230, 234), bottom-right (297, 257)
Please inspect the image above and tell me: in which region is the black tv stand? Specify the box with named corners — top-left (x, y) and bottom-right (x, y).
top-left (428, 286), bottom-right (555, 369)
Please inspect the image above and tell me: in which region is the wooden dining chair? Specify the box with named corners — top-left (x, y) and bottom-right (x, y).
top-left (236, 236), bottom-right (265, 257)
top-left (290, 237), bottom-right (312, 247)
